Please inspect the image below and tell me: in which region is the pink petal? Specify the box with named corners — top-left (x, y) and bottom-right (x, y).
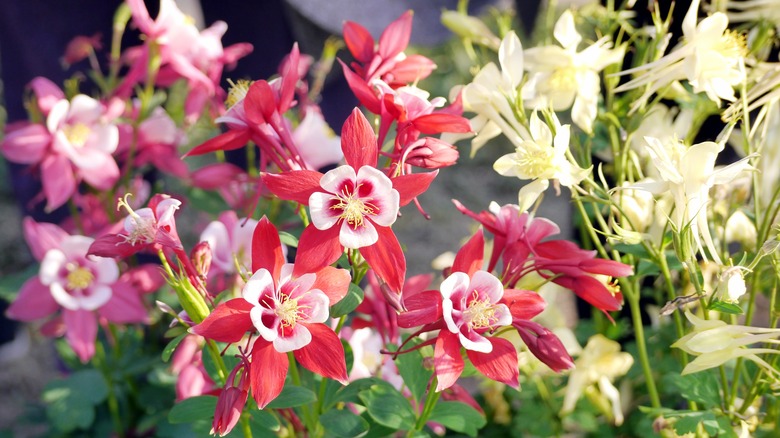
top-left (87, 234), bottom-right (140, 259)
top-left (341, 109), bottom-right (378, 169)
top-left (466, 337), bottom-right (519, 389)
top-left (278, 43), bottom-right (300, 114)
top-left (250, 339), bottom-right (288, 409)
top-left (190, 163), bottom-right (246, 189)
top-left (23, 217), bottom-right (68, 261)
top-left (294, 323), bottom-right (348, 384)
top-left (311, 266), bottom-right (351, 305)
top-left (412, 113), bottom-right (472, 135)
top-left (451, 229), bottom-right (484, 276)
top-left (343, 21), bottom-right (375, 63)
top-left (63, 309), bottom-right (98, 363)
top-left (1, 123), bottom-right (50, 164)
top-left (262, 170), bottom-right (324, 205)
top-left (339, 61), bottom-right (381, 114)
top-left (359, 225), bottom-right (405, 293)
top-left (79, 153), bottom-right (120, 190)
top-left (378, 11), bottom-right (413, 60)
top-left (41, 154), bottom-right (76, 211)
top-left (501, 289), bottom-right (546, 320)
top-left (292, 224), bottom-right (343, 278)
top-left (29, 77), bottom-right (65, 116)
top-left (99, 281), bottom-right (149, 324)
top-left (391, 171), bottom-right (437, 207)
top-left (245, 80), bottom-right (275, 124)
top-left (468, 271), bottom-right (504, 304)
top-left (6, 277), bottom-right (59, 321)
top-left (186, 129), bottom-right (251, 156)
top-left (251, 217), bottom-right (286, 279)
top-left (387, 55), bottom-right (436, 84)
top-left (434, 330), bottom-right (464, 392)
top-left (397, 290), bottom-right (442, 328)
top-left (191, 298), bottom-right (254, 343)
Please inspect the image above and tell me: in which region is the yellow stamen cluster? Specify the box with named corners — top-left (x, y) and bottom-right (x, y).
top-left (464, 290), bottom-right (498, 329)
top-left (66, 266), bottom-right (94, 290)
top-left (116, 194), bottom-right (155, 245)
top-left (276, 293), bottom-right (306, 328)
top-left (225, 79), bottom-right (253, 110)
top-left (718, 30), bottom-right (748, 59)
top-left (515, 146), bottom-right (555, 179)
top-left (330, 186), bottom-right (377, 229)
top-left (546, 67), bottom-right (579, 93)
top-left (63, 123), bottom-right (91, 148)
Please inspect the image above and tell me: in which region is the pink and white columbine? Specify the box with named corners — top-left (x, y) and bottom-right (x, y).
top-left (309, 165), bottom-right (400, 249)
top-left (441, 270), bottom-right (512, 353)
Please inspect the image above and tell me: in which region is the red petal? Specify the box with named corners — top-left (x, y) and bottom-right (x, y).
top-left (252, 216), bottom-right (285, 278)
top-left (261, 170), bottom-right (323, 205)
top-left (434, 330), bottom-right (464, 392)
top-left (99, 282), bottom-right (149, 324)
top-left (245, 80), bottom-right (276, 123)
top-left (397, 290), bottom-right (442, 328)
top-left (378, 11), bottom-right (413, 60)
top-left (555, 275), bottom-right (623, 312)
top-left (501, 289), bottom-right (546, 321)
top-left (294, 323), bottom-right (348, 384)
top-left (343, 21), bottom-right (375, 63)
top-left (387, 54), bottom-right (436, 84)
top-left (392, 171), bottom-right (437, 206)
top-left (64, 309), bottom-right (97, 363)
top-left (250, 339), bottom-right (288, 409)
top-left (359, 225), bottom-right (405, 293)
top-left (412, 113), bottom-right (472, 135)
top-left (185, 129), bottom-right (251, 156)
top-left (311, 266), bottom-right (351, 305)
top-left (292, 224), bottom-right (343, 277)
top-left (341, 108), bottom-right (377, 169)
top-left (451, 229), bottom-right (484, 276)
top-left (278, 43), bottom-right (300, 113)
top-left (466, 337), bottom-right (519, 389)
top-left (6, 277), bottom-right (59, 321)
top-left (190, 299), bottom-right (253, 343)
top-left (87, 234), bottom-right (142, 258)
top-left (339, 60), bottom-right (381, 114)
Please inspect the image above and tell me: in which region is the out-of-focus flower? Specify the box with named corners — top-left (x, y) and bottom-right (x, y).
top-left (562, 334), bottom-right (633, 426)
top-left (61, 33), bottom-right (102, 67)
top-left (171, 335), bottom-right (215, 401)
top-left (493, 111), bottom-right (590, 212)
top-left (440, 10), bottom-right (500, 50)
top-left (199, 211), bottom-right (262, 281)
top-left (292, 109), bottom-right (343, 170)
top-left (116, 106), bottom-right (188, 178)
top-left (628, 104), bottom-right (694, 168)
top-left (726, 0), bottom-right (780, 26)
top-left (673, 311), bottom-right (780, 376)
top-left (715, 265), bottom-right (750, 303)
top-left (522, 10), bottom-right (624, 132)
top-left (615, 0), bottom-right (747, 111)
top-left (725, 210), bottom-right (757, 250)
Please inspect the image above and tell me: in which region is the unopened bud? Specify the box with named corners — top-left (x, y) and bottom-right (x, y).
top-left (725, 210), bottom-right (756, 250)
top-left (405, 138), bottom-right (459, 169)
top-left (191, 241), bottom-right (212, 280)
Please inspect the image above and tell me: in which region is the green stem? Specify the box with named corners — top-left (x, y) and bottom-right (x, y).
top-left (67, 199), bottom-right (85, 235)
top-left (95, 341), bottom-right (125, 437)
top-left (410, 376), bottom-right (441, 435)
top-left (623, 280), bottom-right (661, 408)
top-left (240, 414), bottom-right (253, 438)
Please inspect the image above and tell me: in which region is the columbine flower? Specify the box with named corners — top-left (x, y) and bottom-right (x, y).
top-left (192, 217), bottom-right (350, 408)
top-left (726, 0), bottom-right (780, 27)
top-left (615, 0), bottom-right (747, 111)
top-left (7, 219), bottom-right (150, 362)
top-left (561, 334), bottom-right (633, 426)
top-left (725, 210), bottom-right (757, 250)
top-left (715, 265), bottom-right (750, 303)
top-left (199, 212), bottom-right (260, 279)
top-left (262, 108), bottom-right (437, 293)
top-left (493, 111), bottom-right (590, 212)
top-left (632, 137), bottom-right (754, 264)
top-left (522, 10), bottom-right (625, 132)
top-left (673, 311), bottom-right (780, 376)
top-left (292, 109), bottom-right (343, 170)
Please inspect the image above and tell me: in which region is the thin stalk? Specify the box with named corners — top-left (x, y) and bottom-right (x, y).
top-left (410, 376), bottom-right (441, 436)
top-left (623, 280), bottom-right (661, 408)
top-left (95, 341), bottom-right (124, 437)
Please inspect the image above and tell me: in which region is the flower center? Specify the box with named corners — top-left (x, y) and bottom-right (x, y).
top-left (66, 266), bottom-right (94, 290)
top-left (225, 79), bottom-right (252, 109)
top-left (515, 144), bottom-right (555, 179)
top-left (546, 67), bottom-right (579, 93)
top-left (63, 123), bottom-right (91, 148)
top-left (276, 293), bottom-right (304, 328)
top-left (717, 30), bottom-right (748, 59)
top-left (117, 194), bottom-right (156, 245)
top-left (331, 185), bottom-right (377, 229)
top-left (463, 290), bottom-right (498, 329)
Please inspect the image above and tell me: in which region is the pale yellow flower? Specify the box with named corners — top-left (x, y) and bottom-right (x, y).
top-left (493, 111), bottom-right (590, 212)
top-left (615, 0), bottom-right (747, 112)
top-left (522, 10), bottom-right (624, 133)
top-left (715, 265), bottom-right (750, 303)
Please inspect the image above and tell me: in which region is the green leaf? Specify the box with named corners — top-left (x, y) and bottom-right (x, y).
top-left (278, 231), bottom-right (299, 248)
top-left (250, 409), bottom-right (281, 432)
top-left (45, 394), bottom-right (94, 432)
top-left (266, 385), bottom-right (317, 409)
top-left (0, 264), bottom-right (37, 303)
top-left (162, 333), bottom-right (188, 363)
top-left (359, 383), bottom-right (415, 430)
top-left (187, 188), bottom-right (230, 215)
top-left (428, 401), bottom-right (486, 437)
top-left (393, 341), bottom-right (433, 404)
top-left (330, 283), bottom-right (365, 318)
top-left (168, 395), bottom-right (218, 424)
top-left (708, 300), bottom-right (744, 315)
top-left (327, 378), bottom-right (384, 408)
top-left (41, 369), bottom-right (110, 432)
top-left (320, 409), bottom-right (370, 438)
top-left (663, 373), bottom-right (720, 407)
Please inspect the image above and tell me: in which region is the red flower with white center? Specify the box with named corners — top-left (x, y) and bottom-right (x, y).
top-left (262, 108), bottom-right (437, 293)
top-left (192, 217), bottom-right (350, 409)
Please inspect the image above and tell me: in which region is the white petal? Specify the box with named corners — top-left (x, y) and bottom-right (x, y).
top-left (251, 306), bottom-right (278, 342)
top-left (554, 10), bottom-right (581, 51)
top-left (368, 188), bottom-right (399, 227)
top-left (84, 124), bottom-right (119, 155)
top-left (61, 235), bottom-right (94, 260)
top-left (518, 179), bottom-right (549, 212)
top-left (79, 284), bottom-right (112, 311)
top-left (47, 100), bottom-right (70, 133)
top-left (339, 219), bottom-right (378, 249)
top-left (274, 324), bottom-right (312, 353)
top-left (442, 297), bottom-right (458, 333)
top-left (49, 281), bottom-right (79, 310)
top-left (92, 257), bottom-right (119, 284)
top-left (40, 249), bottom-right (67, 286)
top-left (199, 221), bottom-right (233, 272)
top-left (279, 263), bottom-right (295, 286)
top-left (458, 330), bottom-right (493, 353)
top-left (243, 269), bottom-right (274, 306)
top-left (300, 289), bottom-right (330, 323)
top-left (529, 111), bottom-right (552, 146)
top-left (469, 271), bottom-right (504, 304)
top-left (282, 272), bottom-right (317, 300)
top-left (440, 272), bottom-right (470, 300)
top-left (69, 94), bottom-right (102, 123)
top-left (309, 192), bottom-right (341, 230)
top-left (499, 31), bottom-right (524, 88)
top-left (320, 165), bottom-right (356, 194)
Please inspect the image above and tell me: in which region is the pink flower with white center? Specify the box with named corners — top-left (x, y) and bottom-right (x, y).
top-left (199, 212), bottom-right (259, 276)
top-left (441, 270), bottom-right (512, 353)
top-left (309, 165), bottom-right (400, 249)
top-left (243, 264), bottom-right (330, 353)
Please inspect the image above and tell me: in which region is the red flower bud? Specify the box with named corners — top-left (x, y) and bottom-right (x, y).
top-left (405, 138), bottom-right (459, 169)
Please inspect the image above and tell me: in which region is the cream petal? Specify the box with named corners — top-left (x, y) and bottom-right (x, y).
top-left (499, 31), bottom-right (524, 89)
top-left (518, 179), bottom-right (549, 212)
top-left (553, 10), bottom-right (582, 51)
top-left (529, 111), bottom-right (552, 146)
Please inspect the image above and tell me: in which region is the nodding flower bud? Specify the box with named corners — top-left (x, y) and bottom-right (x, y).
top-left (191, 241), bottom-right (212, 280)
top-left (515, 320), bottom-right (574, 373)
top-left (404, 138), bottom-right (459, 169)
top-left (211, 361), bottom-right (250, 437)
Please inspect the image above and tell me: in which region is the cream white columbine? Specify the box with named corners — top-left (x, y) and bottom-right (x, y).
top-left (615, 0), bottom-right (747, 112)
top-left (461, 31), bottom-right (529, 157)
top-left (522, 10), bottom-right (624, 133)
top-left (632, 136), bottom-right (753, 264)
top-left (493, 111), bottom-right (591, 212)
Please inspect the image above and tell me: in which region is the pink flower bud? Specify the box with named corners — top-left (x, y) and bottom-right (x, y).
top-left (61, 34), bottom-right (102, 67)
top-left (211, 387), bottom-right (248, 436)
top-left (515, 320), bottom-right (574, 372)
top-left (405, 138), bottom-right (459, 169)
top-left (191, 241), bottom-right (212, 280)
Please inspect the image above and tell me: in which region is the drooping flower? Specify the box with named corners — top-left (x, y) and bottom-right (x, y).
top-left (6, 219), bottom-right (151, 362)
top-left (199, 211), bottom-right (263, 288)
top-left (522, 10), bottom-right (625, 132)
top-left (493, 111), bottom-right (590, 212)
top-left (262, 108), bottom-right (437, 293)
top-left (614, 0), bottom-right (747, 111)
top-left (192, 217), bottom-right (350, 409)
